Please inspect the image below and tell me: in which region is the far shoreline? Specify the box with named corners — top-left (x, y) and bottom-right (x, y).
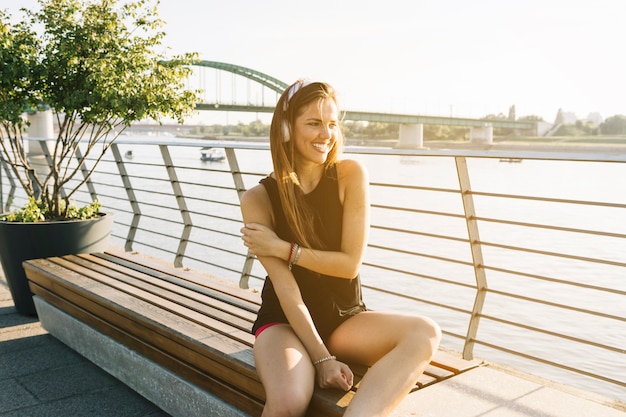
top-left (192, 134), bottom-right (626, 153)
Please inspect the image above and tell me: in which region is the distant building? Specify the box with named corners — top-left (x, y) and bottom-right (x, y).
top-left (560, 112), bottom-right (577, 125)
top-left (586, 112), bottom-right (603, 125)
top-left (536, 121), bottom-right (554, 136)
top-left (554, 109), bottom-right (604, 126)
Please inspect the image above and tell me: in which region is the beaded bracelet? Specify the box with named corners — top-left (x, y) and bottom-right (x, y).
top-left (289, 244), bottom-right (301, 270)
top-left (286, 242), bottom-right (295, 266)
top-left (312, 355), bottom-right (336, 366)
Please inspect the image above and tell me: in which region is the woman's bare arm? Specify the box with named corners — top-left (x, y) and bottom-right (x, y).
top-left (241, 159), bottom-right (370, 279)
top-left (240, 186), bottom-right (330, 360)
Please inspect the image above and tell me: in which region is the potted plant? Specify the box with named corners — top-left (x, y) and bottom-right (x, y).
top-left (0, 0), bottom-right (199, 315)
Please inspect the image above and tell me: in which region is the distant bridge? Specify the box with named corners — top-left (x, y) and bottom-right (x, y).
top-left (189, 61), bottom-right (536, 145)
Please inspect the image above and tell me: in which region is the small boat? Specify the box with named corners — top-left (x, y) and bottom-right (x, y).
top-left (499, 158), bottom-right (522, 163)
top-left (200, 147), bottom-right (225, 162)
top-left (124, 150), bottom-right (133, 159)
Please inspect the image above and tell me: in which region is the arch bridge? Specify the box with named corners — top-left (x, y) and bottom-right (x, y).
top-left (189, 61), bottom-right (537, 146)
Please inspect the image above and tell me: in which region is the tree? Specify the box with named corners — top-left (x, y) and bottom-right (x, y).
top-left (483, 112), bottom-right (510, 136)
top-left (600, 115), bottom-right (626, 135)
top-left (1, 0), bottom-right (199, 220)
top-left (518, 115), bottom-right (544, 122)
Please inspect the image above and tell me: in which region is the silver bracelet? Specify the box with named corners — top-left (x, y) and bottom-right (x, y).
top-left (312, 355), bottom-right (336, 366)
top-left (292, 245), bottom-right (302, 266)
top-left (288, 243), bottom-right (301, 270)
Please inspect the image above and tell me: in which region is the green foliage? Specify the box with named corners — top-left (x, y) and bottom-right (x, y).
top-left (241, 120), bottom-right (270, 137)
top-left (0, 10), bottom-right (41, 127)
top-left (0, 197), bottom-right (101, 222)
top-left (600, 115), bottom-right (626, 135)
top-left (423, 125), bottom-right (468, 141)
top-left (518, 115), bottom-right (545, 122)
top-left (66, 198), bottom-right (102, 220)
top-left (0, 0), bottom-right (199, 222)
top-left (341, 121), bottom-right (399, 139)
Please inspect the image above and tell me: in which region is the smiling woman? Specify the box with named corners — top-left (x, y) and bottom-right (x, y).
top-left (238, 80), bottom-right (441, 417)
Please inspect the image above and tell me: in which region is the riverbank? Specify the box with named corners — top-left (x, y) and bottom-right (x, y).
top-left (188, 134), bottom-right (626, 152)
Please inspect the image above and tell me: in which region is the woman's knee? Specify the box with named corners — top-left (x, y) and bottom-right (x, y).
top-left (423, 316), bottom-right (442, 345)
top-left (261, 360), bottom-right (313, 417)
top-left (403, 315), bottom-right (442, 355)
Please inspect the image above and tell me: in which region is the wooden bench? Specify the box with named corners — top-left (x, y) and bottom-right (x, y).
top-left (23, 248), bottom-right (478, 417)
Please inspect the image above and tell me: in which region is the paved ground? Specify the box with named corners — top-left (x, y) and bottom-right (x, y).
top-left (2, 266), bottom-right (625, 417)
top-left (0, 269), bottom-right (170, 417)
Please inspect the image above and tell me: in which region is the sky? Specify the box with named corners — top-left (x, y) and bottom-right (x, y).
top-left (3, 0), bottom-right (624, 124)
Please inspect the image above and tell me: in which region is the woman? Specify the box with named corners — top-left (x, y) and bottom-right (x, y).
top-left (240, 80), bottom-right (441, 417)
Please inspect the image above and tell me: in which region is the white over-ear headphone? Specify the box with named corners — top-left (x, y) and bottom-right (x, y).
top-left (282, 79), bottom-right (313, 143)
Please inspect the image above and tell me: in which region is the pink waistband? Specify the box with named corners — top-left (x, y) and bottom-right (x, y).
top-left (254, 322), bottom-right (284, 338)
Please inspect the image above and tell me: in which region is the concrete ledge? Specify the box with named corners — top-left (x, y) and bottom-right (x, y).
top-left (393, 363), bottom-right (626, 417)
top-left (33, 296), bottom-right (251, 417)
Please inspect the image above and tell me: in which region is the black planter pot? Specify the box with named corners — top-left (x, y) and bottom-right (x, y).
top-left (0, 213), bottom-right (113, 315)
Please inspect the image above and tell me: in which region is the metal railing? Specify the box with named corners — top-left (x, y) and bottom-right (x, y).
top-left (2, 137), bottom-right (625, 404)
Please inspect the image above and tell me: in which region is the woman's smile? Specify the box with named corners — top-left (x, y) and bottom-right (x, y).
top-left (312, 141), bottom-right (332, 153)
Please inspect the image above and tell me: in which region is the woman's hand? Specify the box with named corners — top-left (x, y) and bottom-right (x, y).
top-left (240, 222), bottom-right (286, 259)
top-left (315, 359), bottom-right (354, 391)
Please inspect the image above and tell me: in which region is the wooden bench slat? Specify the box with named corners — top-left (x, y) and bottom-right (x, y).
top-left (431, 350), bottom-right (479, 374)
top-left (308, 387), bottom-right (353, 415)
top-left (59, 255), bottom-right (257, 341)
top-left (47, 256), bottom-right (256, 347)
top-left (96, 250), bottom-right (262, 307)
top-left (423, 363), bottom-right (456, 380)
top-left (80, 254), bottom-right (260, 319)
top-left (87, 253), bottom-right (261, 315)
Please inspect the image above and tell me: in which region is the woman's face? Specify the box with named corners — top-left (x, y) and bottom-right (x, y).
top-left (292, 98), bottom-right (339, 166)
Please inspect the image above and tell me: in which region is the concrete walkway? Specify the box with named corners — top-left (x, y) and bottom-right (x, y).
top-left (0, 270), bottom-right (170, 417)
top-left (1, 268), bottom-right (625, 417)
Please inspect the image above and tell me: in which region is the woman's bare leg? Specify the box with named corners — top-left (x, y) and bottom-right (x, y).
top-left (254, 324), bottom-right (316, 417)
top-left (327, 311), bottom-right (441, 417)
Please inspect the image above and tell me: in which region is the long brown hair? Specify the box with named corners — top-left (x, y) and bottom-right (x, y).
top-left (269, 80), bottom-right (344, 249)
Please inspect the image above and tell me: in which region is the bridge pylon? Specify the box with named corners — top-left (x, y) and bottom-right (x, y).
top-left (469, 124), bottom-right (493, 145)
top-left (396, 123), bottom-right (425, 149)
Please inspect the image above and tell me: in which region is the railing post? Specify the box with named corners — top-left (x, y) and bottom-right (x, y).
top-left (224, 147), bottom-right (254, 289)
top-left (110, 144), bottom-right (141, 251)
top-left (455, 156), bottom-right (488, 360)
top-left (160, 145), bottom-right (192, 268)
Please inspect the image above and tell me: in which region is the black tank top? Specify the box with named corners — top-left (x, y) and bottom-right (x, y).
top-left (251, 164), bottom-right (367, 341)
